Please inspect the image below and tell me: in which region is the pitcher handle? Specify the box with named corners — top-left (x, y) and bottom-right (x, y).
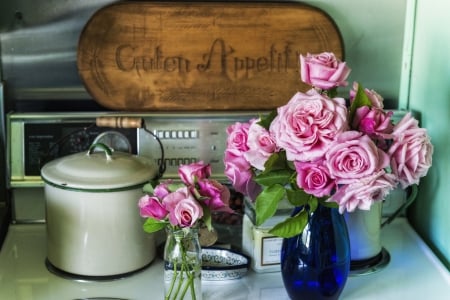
top-left (381, 184), bottom-right (418, 228)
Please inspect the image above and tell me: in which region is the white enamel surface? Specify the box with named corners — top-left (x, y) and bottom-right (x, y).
top-left (41, 150), bottom-right (157, 190)
top-left (0, 218), bottom-right (449, 299)
top-left (45, 184), bottom-right (155, 276)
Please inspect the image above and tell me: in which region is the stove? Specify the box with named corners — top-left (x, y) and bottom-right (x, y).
top-left (1, 111), bottom-right (449, 299)
top-left (5, 110), bottom-right (413, 224)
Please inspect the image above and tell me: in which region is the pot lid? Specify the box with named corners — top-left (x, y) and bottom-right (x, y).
top-left (41, 143), bottom-right (157, 191)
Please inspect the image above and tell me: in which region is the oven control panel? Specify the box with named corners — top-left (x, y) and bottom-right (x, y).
top-left (139, 114), bottom-right (253, 180)
top-left (23, 122), bottom-right (137, 177)
top-left (7, 111), bottom-right (263, 187)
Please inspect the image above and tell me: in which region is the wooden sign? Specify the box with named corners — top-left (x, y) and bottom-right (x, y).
top-left (77, 1), bottom-right (343, 111)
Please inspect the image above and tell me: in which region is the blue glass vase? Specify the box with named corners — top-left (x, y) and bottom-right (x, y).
top-left (280, 205), bottom-right (350, 300)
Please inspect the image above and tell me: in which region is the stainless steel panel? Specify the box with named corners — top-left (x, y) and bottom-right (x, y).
top-left (0, 82), bottom-right (10, 245)
top-left (0, 0), bottom-right (117, 102)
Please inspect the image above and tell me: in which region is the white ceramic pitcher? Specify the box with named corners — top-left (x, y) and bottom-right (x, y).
top-left (345, 185), bottom-right (418, 261)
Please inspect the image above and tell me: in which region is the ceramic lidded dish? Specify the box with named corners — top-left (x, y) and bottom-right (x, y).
top-left (201, 247), bottom-right (250, 281)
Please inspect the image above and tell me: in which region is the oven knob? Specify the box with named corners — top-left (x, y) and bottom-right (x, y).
top-left (92, 131), bottom-right (132, 153)
top-left (68, 130), bottom-right (91, 152)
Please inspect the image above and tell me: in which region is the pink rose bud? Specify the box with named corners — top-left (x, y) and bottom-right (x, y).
top-left (353, 106), bottom-right (394, 150)
top-left (300, 52), bottom-right (351, 90)
top-left (226, 121), bottom-right (252, 152)
top-left (350, 82), bottom-right (385, 109)
top-left (197, 179), bottom-right (233, 212)
top-left (244, 119), bottom-right (278, 170)
top-left (138, 195), bottom-right (168, 220)
top-left (153, 180), bottom-right (172, 199)
top-left (224, 149), bottom-right (253, 195)
top-left (178, 161), bottom-right (211, 185)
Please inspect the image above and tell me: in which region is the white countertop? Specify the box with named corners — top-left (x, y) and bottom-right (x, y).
top-left (0, 218), bottom-right (449, 300)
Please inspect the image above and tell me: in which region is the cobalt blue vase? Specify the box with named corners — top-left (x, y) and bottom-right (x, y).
top-left (280, 205), bottom-right (350, 300)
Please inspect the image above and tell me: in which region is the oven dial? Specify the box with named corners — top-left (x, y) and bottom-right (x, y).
top-left (92, 131), bottom-right (132, 153)
top-left (68, 130), bottom-right (91, 152)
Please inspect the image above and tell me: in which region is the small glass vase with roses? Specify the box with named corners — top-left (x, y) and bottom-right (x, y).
top-left (138, 162), bottom-right (233, 300)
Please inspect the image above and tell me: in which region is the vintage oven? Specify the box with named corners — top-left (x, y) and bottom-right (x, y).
top-left (0, 1), bottom-right (449, 299)
top-left (1, 110), bottom-right (449, 300)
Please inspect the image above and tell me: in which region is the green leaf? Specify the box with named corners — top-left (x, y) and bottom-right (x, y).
top-left (327, 87), bottom-right (338, 98)
top-left (261, 151), bottom-right (290, 174)
top-left (255, 169), bottom-right (293, 186)
top-left (255, 184), bottom-right (286, 226)
top-left (269, 209), bottom-right (309, 238)
top-left (143, 218), bottom-right (167, 233)
top-left (142, 182), bottom-right (156, 194)
top-left (308, 196), bottom-right (319, 212)
top-left (286, 189), bottom-right (310, 206)
top-left (166, 182), bottom-right (185, 192)
top-left (384, 165), bottom-right (392, 174)
top-left (258, 110), bottom-right (278, 130)
top-left (349, 83), bottom-right (372, 126)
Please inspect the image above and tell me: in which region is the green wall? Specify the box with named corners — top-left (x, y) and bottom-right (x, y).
top-left (406, 0), bottom-right (450, 269)
top-left (304, 0), bottom-right (407, 107)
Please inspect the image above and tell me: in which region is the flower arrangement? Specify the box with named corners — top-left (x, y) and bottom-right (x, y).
top-left (139, 161), bottom-right (232, 232)
top-left (138, 161), bottom-right (232, 300)
top-left (224, 52), bottom-right (433, 238)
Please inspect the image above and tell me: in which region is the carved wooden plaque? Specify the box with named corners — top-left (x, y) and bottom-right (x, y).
top-left (77, 1), bottom-right (343, 111)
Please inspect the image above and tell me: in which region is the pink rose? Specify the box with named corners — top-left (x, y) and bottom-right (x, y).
top-left (353, 107), bottom-right (393, 135)
top-left (226, 121), bottom-right (252, 152)
top-left (153, 180), bottom-right (173, 199)
top-left (270, 90), bottom-right (348, 161)
top-left (300, 52), bottom-right (351, 90)
top-left (350, 82), bottom-right (385, 109)
top-left (352, 106), bottom-right (394, 150)
top-left (172, 198), bottom-right (204, 227)
top-left (388, 113), bottom-right (433, 188)
top-left (294, 160), bottom-right (335, 198)
top-left (163, 187), bottom-right (203, 227)
top-left (329, 171), bottom-right (397, 213)
top-left (325, 131), bottom-right (390, 184)
top-left (244, 119), bottom-right (278, 170)
top-left (197, 179), bottom-right (233, 212)
top-left (178, 161), bottom-right (211, 185)
top-left (138, 195), bottom-right (168, 220)
top-left (224, 149), bottom-right (253, 195)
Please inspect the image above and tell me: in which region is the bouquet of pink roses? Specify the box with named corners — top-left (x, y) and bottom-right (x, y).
top-left (224, 52), bottom-right (433, 238)
top-left (138, 161), bottom-right (232, 232)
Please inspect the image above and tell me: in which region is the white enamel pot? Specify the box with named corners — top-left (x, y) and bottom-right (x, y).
top-left (41, 143), bottom-right (157, 277)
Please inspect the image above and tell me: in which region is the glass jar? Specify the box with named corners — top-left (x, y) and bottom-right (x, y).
top-left (164, 227), bottom-right (202, 300)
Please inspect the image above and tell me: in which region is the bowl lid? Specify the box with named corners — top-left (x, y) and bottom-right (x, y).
top-left (41, 143), bottom-right (157, 191)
